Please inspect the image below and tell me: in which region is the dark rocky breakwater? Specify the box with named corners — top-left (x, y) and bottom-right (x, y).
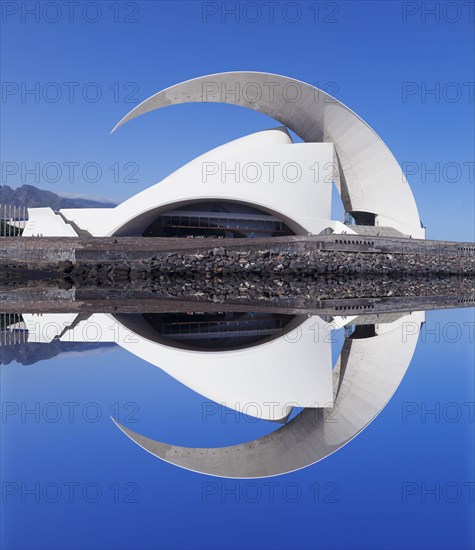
top-left (1, 235), bottom-right (474, 313)
top-left (1, 235), bottom-right (474, 279)
top-left (1, 235), bottom-right (470, 315)
top-left (70, 246), bottom-right (475, 283)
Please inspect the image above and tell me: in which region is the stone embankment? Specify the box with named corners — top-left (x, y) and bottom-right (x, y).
top-left (1, 235), bottom-right (474, 278)
top-left (121, 246), bottom-right (474, 278)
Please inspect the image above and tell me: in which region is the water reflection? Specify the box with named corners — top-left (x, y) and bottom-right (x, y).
top-left (0, 303), bottom-right (435, 477)
top-left (113, 309), bottom-right (425, 478)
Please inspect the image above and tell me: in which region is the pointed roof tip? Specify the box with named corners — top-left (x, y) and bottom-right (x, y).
top-left (110, 119), bottom-right (124, 134)
top-left (110, 416), bottom-right (124, 429)
top-left (111, 104), bottom-right (146, 133)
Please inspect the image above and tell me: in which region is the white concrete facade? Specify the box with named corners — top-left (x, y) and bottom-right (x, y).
top-left (112, 72), bottom-right (425, 239)
top-left (23, 128), bottom-right (343, 238)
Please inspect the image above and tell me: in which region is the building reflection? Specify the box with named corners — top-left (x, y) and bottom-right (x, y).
top-left (2, 308), bottom-right (424, 476)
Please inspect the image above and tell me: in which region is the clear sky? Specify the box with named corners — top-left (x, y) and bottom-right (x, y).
top-left (1, 0), bottom-right (474, 241)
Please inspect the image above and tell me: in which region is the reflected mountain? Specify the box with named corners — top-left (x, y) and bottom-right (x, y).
top-left (0, 340), bottom-right (116, 366)
top-left (0, 313), bottom-right (116, 365)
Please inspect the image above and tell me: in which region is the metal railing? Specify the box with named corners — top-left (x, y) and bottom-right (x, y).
top-left (0, 205), bottom-right (28, 237)
top-left (0, 314), bottom-right (28, 346)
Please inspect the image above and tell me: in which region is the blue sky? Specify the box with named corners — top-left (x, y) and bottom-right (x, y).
top-left (1, 0), bottom-right (474, 241)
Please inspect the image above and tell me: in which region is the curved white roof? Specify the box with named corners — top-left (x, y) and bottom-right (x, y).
top-left (60, 127), bottom-right (336, 237)
top-left (112, 72), bottom-right (424, 238)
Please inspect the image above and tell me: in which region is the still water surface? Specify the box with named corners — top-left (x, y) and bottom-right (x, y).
top-left (1, 305), bottom-right (474, 549)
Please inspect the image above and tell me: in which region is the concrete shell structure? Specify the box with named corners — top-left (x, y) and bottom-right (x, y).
top-left (59, 128), bottom-right (335, 237)
top-left (23, 72), bottom-right (425, 239)
top-left (23, 128), bottom-right (338, 238)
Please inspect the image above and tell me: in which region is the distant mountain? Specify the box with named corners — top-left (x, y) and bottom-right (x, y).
top-left (0, 341), bottom-right (117, 366)
top-left (0, 185), bottom-right (117, 209)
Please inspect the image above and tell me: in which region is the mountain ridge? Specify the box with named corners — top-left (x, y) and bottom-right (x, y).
top-left (0, 184), bottom-right (117, 209)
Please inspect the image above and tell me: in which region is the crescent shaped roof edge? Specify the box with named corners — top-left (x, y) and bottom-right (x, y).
top-left (110, 413), bottom-right (327, 479)
top-left (109, 70), bottom-right (390, 152)
top-left (109, 344), bottom-right (352, 479)
top-left (110, 72), bottom-right (424, 237)
top-left (110, 71), bottom-right (334, 133)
